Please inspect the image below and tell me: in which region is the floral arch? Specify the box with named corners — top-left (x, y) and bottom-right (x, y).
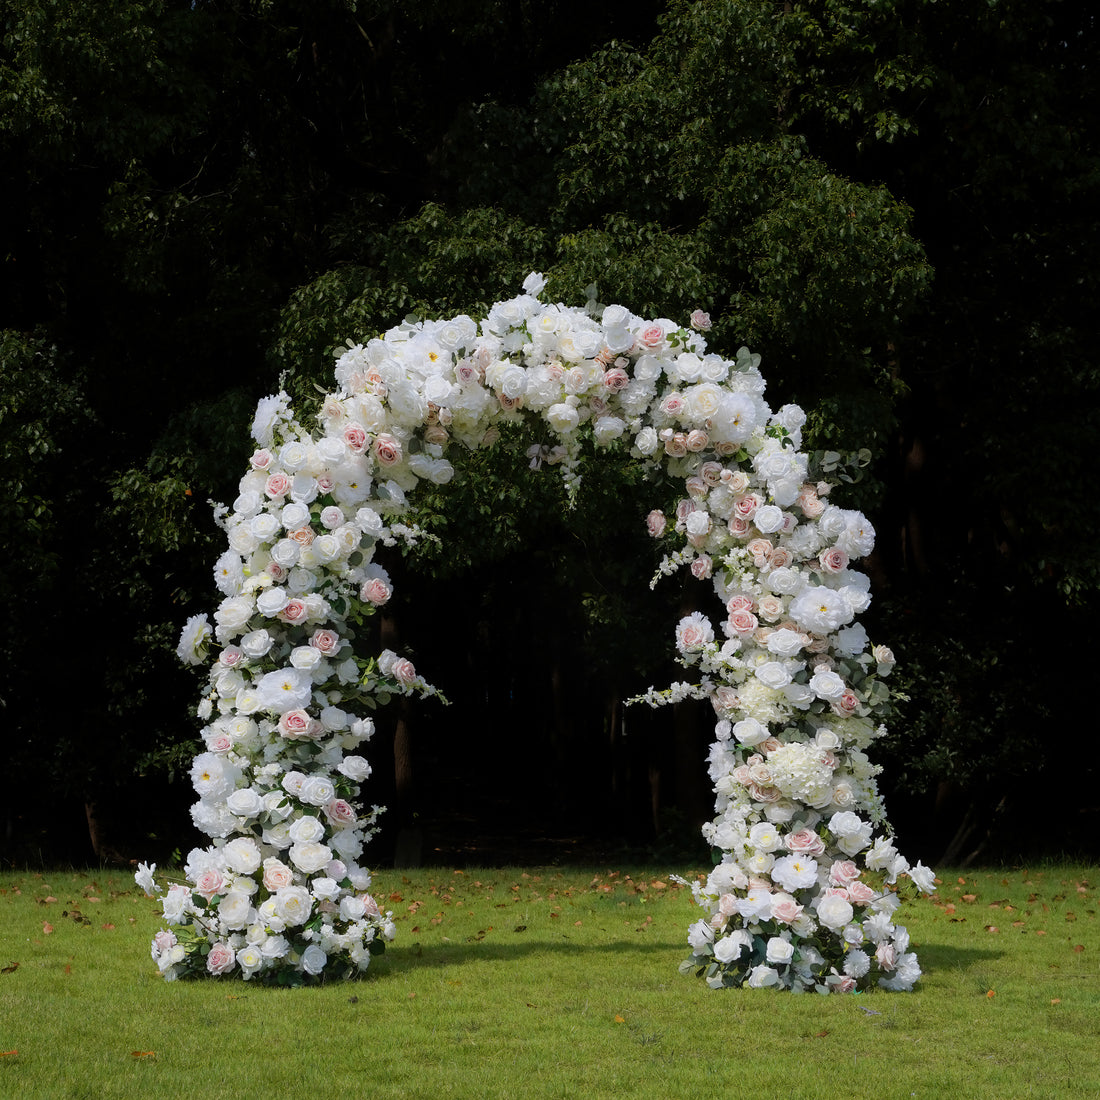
top-left (138, 274), bottom-right (934, 990)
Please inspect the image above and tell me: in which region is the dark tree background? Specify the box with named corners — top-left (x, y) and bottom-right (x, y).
top-left (2, 0), bottom-right (1096, 868)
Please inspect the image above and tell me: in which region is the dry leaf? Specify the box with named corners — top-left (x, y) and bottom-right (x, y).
top-left (1, 963), bottom-right (17, 975)
top-left (42, 921), bottom-right (53, 935)
top-left (130, 1051), bottom-right (156, 1060)
top-left (614, 1015), bottom-right (625, 1023)
top-left (985, 925), bottom-right (999, 933)
top-left (0, 1051), bottom-right (18, 1058)
top-left (962, 894), bottom-right (977, 903)
top-left (986, 989), bottom-right (996, 998)
top-left (101, 923), bottom-right (115, 931)
top-left (1051, 998), bottom-right (1062, 1005)
top-left (1074, 944), bottom-right (1085, 953)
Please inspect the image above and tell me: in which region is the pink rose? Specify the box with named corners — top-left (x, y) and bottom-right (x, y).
top-left (360, 578), bottom-right (392, 605)
top-left (279, 709), bottom-right (311, 739)
top-left (829, 860), bottom-right (861, 887)
top-left (690, 555), bottom-right (713, 580)
top-left (602, 367), bottom-right (630, 392)
top-left (876, 942), bottom-right (898, 971)
top-left (727, 515), bottom-right (751, 537)
top-left (374, 434), bottom-right (402, 466)
top-left (727, 594), bottom-right (755, 614)
top-left (660, 393), bottom-right (685, 418)
top-left (699, 461), bottom-right (724, 487)
top-left (712, 685), bottom-right (739, 715)
top-left (207, 733), bottom-right (233, 754)
top-left (265, 473), bottom-right (291, 498)
top-left (758, 595), bottom-right (784, 620)
top-left (310, 629), bottom-right (341, 657)
top-left (645, 510), bottom-right (666, 538)
top-left (771, 895), bottom-right (804, 924)
top-left (641, 324), bottom-right (664, 348)
top-left (834, 976), bottom-right (857, 993)
top-left (363, 894), bottom-right (382, 919)
top-left (686, 429), bottom-right (709, 452)
top-left (324, 799), bottom-right (357, 829)
top-left (820, 547), bottom-right (849, 573)
top-left (664, 432), bottom-right (688, 458)
top-left (847, 880), bottom-right (877, 906)
top-left (278, 599), bottom-right (309, 625)
top-left (206, 942), bottom-right (236, 976)
top-left (690, 309), bottom-right (711, 332)
top-left (289, 526), bottom-right (315, 546)
top-left (152, 929), bottom-right (177, 956)
top-left (734, 494), bottom-right (761, 519)
top-left (729, 610), bottom-right (758, 634)
top-left (251, 449), bottom-right (274, 471)
top-left (747, 538), bottom-right (773, 567)
top-left (194, 868), bottom-right (226, 899)
top-left (218, 646), bottom-right (244, 669)
top-left (262, 860), bottom-right (294, 892)
top-left (832, 691), bottom-right (861, 717)
top-left (456, 361), bottom-right (481, 386)
top-left (769, 548), bottom-right (793, 569)
top-left (786, 829), bottom-right (826, 855)
top-left (316, 474), bottom-right (335, 493)
top-left (392, 658), bottom-right (417, 686)
top-left (343, 425), bottom-right (368, 453)
top-left (685, 476), bottom-right (708, 500)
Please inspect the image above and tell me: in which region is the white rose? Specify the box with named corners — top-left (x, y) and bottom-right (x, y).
top-left (338, 755), bottom-right (372, 781)
top-left (226, 788), bottom-right (265, 818)
top-left (634, 426), bottom-right (659, 455)
top-left (289, 841), bottom-right (333, 874)
top-left (766, 937), bottom-right (795, 965)
top-left (301, 944), bottom-right (328, 976)
top-left (217, 891), bottom-right (254, 930)
top-left (546, 402), bottom-right (579, 433)
top-left (223, 837), bottom-right (262, 874)
top-left (288, 815), bottom-right (325, 844)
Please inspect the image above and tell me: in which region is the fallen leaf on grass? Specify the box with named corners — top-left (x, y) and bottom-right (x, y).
top-left (1073, 944), bottom-right (1085, 953)
top-left (407, 992), bottom-right (416, 1000)
top-left (0, 1051), bottom-right (17, 1058)
top-left (42, 922), bottom-right (53, 935)
top-left (130, 1051), bottom-right (156, 1060)
top-left (985, 925), bottom-right (999, 934)
top-left (513, 925), bottom-right (527, 933)
top-left (1, 963), bottom-right (17, 975)
top-left (614, 1015), bottom-right (625, 1023)
top-left (1036, 930), bottom-right (1047, 936)
top-left (101, 923), bottom-right (115, 931)
top-left (1051, 998), bottom-right (1062, 1005)
top-left (814, 1029), bottom-right (830, 1038)
top-left (574, 920), bottom-right (582, 926)
top-left (962, 894), bottom-right (977, 903)
top-left (986, 990), bottom-right (996, 999)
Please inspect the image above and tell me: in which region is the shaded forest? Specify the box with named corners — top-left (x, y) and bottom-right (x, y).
top-left (2, 0), bottom-right (1097, 868)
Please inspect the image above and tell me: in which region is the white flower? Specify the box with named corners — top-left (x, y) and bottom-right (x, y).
top-left (747, 964), bottom-right (780, 988)
top-left (766, 936), bottom-right (795, 965)
top-left (177, 614), bottom-right (212, 666)
top-left (223, 837), bottom-right (262, 874)
top-left (134, 862), bottom-right (160, 896)
top-left (770, 854), bottom-right (819, 892)
top-left (713, 929), bottom-right (751, 964)
top-left (338, 755), bottom-right (372, 781)
top-left (226, 788), bottom-right (265, 818)
top-left (908, 861), bottom-right (937, 894)
top-left (843, 948), bottom-right (871, 978)
top-left (816, 893), bottom-right (855, 930)
top-left (289, 841), bottom-right (332, 874)
top-left (257, 668), bottom-right (313, 714)
top-left (522, 272), bottom-right (547, 297)
top-left (789, 586), bottom-right (854, 634)
top-left (687, 918), bottom-right (715, 953)
top-left (546, 402), bottom-right (579, 433)
top-left (301, 944), bottom-right (328, 976)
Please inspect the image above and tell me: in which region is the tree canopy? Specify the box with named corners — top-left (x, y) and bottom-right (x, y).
top-left (2, 0), bottom-right (1096, 865)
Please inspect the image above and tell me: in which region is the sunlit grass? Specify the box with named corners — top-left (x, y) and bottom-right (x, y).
top-left (2, 863), bottom-right (1098, 1098)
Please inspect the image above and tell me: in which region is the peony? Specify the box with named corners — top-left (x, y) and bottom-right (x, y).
top-left (770, 854), bottom-right (819, 893)
top-left (676, 611), bottom-right (714, 654)
top-left (257, 667), bottom-right (313, 714)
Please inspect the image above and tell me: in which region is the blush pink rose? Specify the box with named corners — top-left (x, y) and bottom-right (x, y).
top-left (734, 494), bottom-right (761, 519)
top-left (392, 658), bottom-right (417, 686)
top-left (847, 880), bottom-right (877, 906)
top-left (194, 868), bottom-right (226, 899)
top-left (602, 367), bottom-right (630, 392)
top-left (664, 432), bottom-right (688, 457)
top-left (206, 942), bottom-right (236, 975)
top-left (747, 539), bottom-right (773, 567)
top-left (820, 547), bottom-right (849, 573)
top-left (646, 510), bottom-right (666, 538)
top-left (289, 525), bottom-right (315, 546)
top-left (278, 599), bottom-right (309, 625)
top-left (876, 942), bottom-right (898, 971)
top-left (310, 629), bottom-right (341, 657)
top-left (691, 555), bottom-right (713, 580)
top-left (771, 895), bottom-right (804, 924)
top-left (727, 594), bottom-right (755, 614)
top-left (374, 434), bottom-right (402, 466)
top-left (786, 829), bottom-right (826, 855)
top-left (660, 393), bottom-right (685, 418)
top-left (343, 425), bottom-right (368, 453)
top-left (265, 472), bottom-right (291, 498)
top-left (360, 578), bottom-right (392, 605)
top-left (641, 324), bottom-right (664, 348)
top-left (279, 709), bottom-right (311, 739)
top-left (251, 449), bottom-right (274, 471)
top-left (324, 799), bottom-right (357, 829)
top-left (829, 860), bottom-right (861, 887)
top-left (262, 860), bottom-right (294, 892)
top-left (686, 429), bottom-right (709, 452)
top-left (729, 610), bottom-right (758, 634)
top-left (207, 733), bottom-right (233, 755)
top-left (832, 691), bottom-right (861, 717)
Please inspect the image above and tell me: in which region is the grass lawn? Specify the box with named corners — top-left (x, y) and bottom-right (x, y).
top-left (1, 862), bottom-right (1097, 1099)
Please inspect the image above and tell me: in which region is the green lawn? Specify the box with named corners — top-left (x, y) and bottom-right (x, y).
top-left (1, 863), bottom-right (1097, 1099)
